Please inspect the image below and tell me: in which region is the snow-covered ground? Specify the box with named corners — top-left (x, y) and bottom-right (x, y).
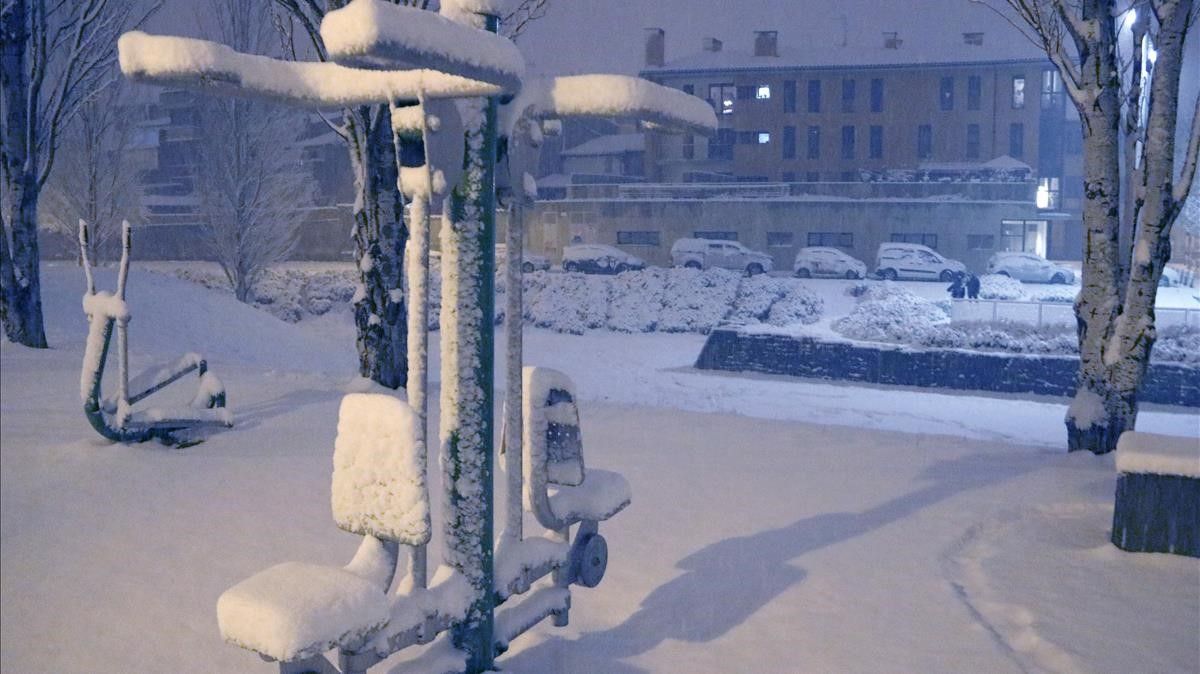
top-left (2, 263), bottom-right (1197, 673)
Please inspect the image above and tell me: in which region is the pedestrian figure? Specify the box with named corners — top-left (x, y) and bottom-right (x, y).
top-left (966, 273), bottom-right (981, 301)
top-left (947, 271), bottom-right (966, 299)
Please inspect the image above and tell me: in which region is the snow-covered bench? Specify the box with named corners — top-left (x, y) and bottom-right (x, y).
top-left (1112, 431), bottom-right (1199, 558)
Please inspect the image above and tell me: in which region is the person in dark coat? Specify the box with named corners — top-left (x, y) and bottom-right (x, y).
top-left (966, 273), bottom-right (982, 301)
top-left (947, 272), bottom-right (966, 299)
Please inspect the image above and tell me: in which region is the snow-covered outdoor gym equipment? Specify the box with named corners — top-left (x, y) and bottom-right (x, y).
top-left (79, 221), bottom-right (231, 446)
top-left (118, 0), bottom-right (714, 670)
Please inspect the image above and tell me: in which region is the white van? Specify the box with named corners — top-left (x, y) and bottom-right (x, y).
top-left (874, 242), bottom-right (966, 282)
top-left (793, 247), bottom-right (868, 279)
top-left (670, 238), bottom-right (773, 275)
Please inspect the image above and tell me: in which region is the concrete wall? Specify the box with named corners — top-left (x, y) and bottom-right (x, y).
top-left (695, 329), bottom-right (1200, 407)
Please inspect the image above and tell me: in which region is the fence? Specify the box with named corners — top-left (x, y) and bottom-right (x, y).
top-left (950, 299), bottom-right (1200, 330)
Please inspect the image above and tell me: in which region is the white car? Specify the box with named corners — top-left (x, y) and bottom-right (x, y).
top-left (670, 238), bottom-right (773, 275)
top-left (1160, 265), bottom-right (1184, 288)
top-left (874, 242), bottom-right (967, 282)
top-left (987, 251), bottom-right (1074, 284)
top-left (561, 244), bottom-right (645, 274)
top-left (495, 244), bottom-right (551, 273)
top-left (793, 247), bottom-right (868, 279)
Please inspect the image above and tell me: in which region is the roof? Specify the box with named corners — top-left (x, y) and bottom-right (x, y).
top-left (562, 133), bottom-right (645, 157)
top-left (642, 2), bottom-right (1046, 76)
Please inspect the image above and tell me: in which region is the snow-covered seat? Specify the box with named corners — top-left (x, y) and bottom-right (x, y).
top-left (549, 468), bottom-right (632, 524)
top-left (217, 394), bottom-right (430, 667)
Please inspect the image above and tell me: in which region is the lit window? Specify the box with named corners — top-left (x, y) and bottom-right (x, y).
top-left (757, 132), bottom-right (771, 144)
top-left (756, 85), bottom-right (771, 99)
top-left (1012, 76), bottom-right (1025, 109)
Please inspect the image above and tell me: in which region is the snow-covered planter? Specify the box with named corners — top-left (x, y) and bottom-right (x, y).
top-left (978, 273), bottom-right (1025, 300)
top-left (832, 283), bottom-right (949, 343)
top-left (1112, 431), bottom-right (1199, 557)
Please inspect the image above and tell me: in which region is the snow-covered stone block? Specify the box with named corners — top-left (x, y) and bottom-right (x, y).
top-left (217, 562), bottom-right (390, 662)
top-left (333, 394), bottom-right (430, 545)
top-left (1112, 431), bottom-right (1199, 558)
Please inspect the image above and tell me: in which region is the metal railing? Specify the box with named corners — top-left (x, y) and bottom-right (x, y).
top-left (950, 299), bottom-right (1200, 330)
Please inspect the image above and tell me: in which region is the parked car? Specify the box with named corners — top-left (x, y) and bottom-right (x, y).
top-left (670, 238), bottom-right (773, 275)
top-left (495, 244), bottom-right (551, 273)
top-left (793, 247), bottom-right (868, 279)
top-left (1160, 265), bottom-right (1184, 288)
top-left (874, 242), bottom-right (967, 282)
top-left (561, 244), bottom-right (645, 274)
top-left (987, 251), bottom-right (1074, 284)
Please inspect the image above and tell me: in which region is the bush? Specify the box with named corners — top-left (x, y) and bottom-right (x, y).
top-left (832, 283), bottom-right (949, 342)
top-left (978, 273), bottom-right (1025, 300)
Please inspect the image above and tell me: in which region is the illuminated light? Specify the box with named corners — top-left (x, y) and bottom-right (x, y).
top-left (1036, 184), bottom-right (1051, 209)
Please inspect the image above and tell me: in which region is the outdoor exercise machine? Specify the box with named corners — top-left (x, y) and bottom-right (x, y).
top-left (79, 220), bottom-right (231, 446)
top-left (118, 0), bottom-right (714, 670)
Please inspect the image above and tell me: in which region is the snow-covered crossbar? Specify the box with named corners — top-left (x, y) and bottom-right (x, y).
top-left (321, 0), bottom-right (524, 92)
top-left (118, 32), bottom-right (503, 107)
top-left (512, 75), bottom-right (718, 135)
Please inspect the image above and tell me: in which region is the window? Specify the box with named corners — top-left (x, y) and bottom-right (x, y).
top-left (841, 126), bottom-right (855, 159)
top-left (782, 171), bottom-right (796, 182)
top-left (967, 234), bottom-right (995, 250)
top-left (967, 75), bottom-right (981, 110)
top-left (1012, 75), bottom-right (1025, 109)
top-left (1009, 122), bottom-right (1024, 158)
top-left (783, 125), bottom-right (796, 159)
top-left (869, 125), bottom-right (883, 159)
top-left (1001, 220), bottom-right (1024, 251)
top-left (737, 131), bottom-right (755, 144)
top-left (1037, 176), bottom-right (1061, 209)
top-left (708, 128), bottom-right (735, 160)
top-left (870, 78), bottom-right (884, 112)
top-left (841, 79), bottom-right (856, 112)
top-left (808, 79), bottom-right (821, 112)
top-left (917, 124), bottom-right (933, 159)
top-left (757, 132), bottom-right (771, 144)
top-left (891, 232), bottom-right (938, 249)
top-left (966, 124), bottom-right (980, 159)
top-left (736, 85), bottom-right (756, 100)
top-left (783, 80), bottom-right (797, 113)
top-left (767, 231), bottom-right (795, 247)
top-left (617, 231), bottom-right (661, 246)
top-left (756, 84), bottom-right (771, 99)
top-left (709, 83), bottom-right (735, 115)
top-left (1041, 69), bottom-right (1063, 107)
top-left (805, 171), bottom-right (821, 182)
top-left (807, 126), bottom-right (821, 159)
top-left (682, 134), bottom-right (695, 160)
top-left (939, 76), bottom-right (954, 110)
top-left (694, 230), bottom-right (738, 241)
top-left (807, 232), bottom-right (854, 248)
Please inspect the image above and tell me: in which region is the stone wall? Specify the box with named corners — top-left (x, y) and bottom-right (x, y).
top-left (695, 329), bottom-right (1200, 407)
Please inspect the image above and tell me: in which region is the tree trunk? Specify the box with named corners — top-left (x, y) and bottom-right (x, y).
top-left (0, 0), bottom-right (49, 348)
top-left (349, 108), bottom-right (408, 389)
top-left (1066, 1), bottom-right (1123, 454)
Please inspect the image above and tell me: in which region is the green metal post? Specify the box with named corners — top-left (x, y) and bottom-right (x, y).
top-left (441, 11), bottom-right (499, 673)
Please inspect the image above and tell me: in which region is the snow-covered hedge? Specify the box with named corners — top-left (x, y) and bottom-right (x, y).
top-left (977, 273), bottom-right (1025, 300)
top-left (832, 283), bottom-right (950, 342)
top-left (524, 268), bottom-right (822, 335)
top-left (1026, 285), bottom-right (1078, 303)
top-left (832, 282), bottom-right (1196, 365)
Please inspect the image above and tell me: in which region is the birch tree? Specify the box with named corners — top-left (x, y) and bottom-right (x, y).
top-left (988, 0), bottom-right (1199, 453)
top-left (1, 0), bottom-right (158, 347)
top-left (41, 81), bottom-right (144, 266)
top-left (193, 0), bottom-right (311, 303)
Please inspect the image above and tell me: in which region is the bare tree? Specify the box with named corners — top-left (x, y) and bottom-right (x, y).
top-left (984, 0), bottom-right (1199, 453)
top-left (41, 80), bottom-right (144, 266)
top-left (193, 0), bottom-right (311, 303)
top-left (1, 0), bottom-right (158, 347)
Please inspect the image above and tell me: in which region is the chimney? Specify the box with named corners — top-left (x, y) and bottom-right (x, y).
top-left (963, 32), bottom-right (984, 46)
top-left (644, 27), bottom-right (665, 67)
top-left (702, 36), bottom-right (723, 53)
top-left (883, 31), bottom-right (903, 49)
top-left (754, 30), bottom-right (778, 57)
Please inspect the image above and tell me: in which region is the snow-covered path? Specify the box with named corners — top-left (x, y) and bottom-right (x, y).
top-left (2, 266), bottom-right (1197, 673)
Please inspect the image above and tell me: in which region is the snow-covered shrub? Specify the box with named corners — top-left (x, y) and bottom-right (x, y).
top-left (766, 290), bottom-right (822, 326)
top-left (606, 268), bottom-right (665, 332)
top-left (1154, 325), bottom-right (1200, 366)
top-left (845, 282), bottom-right (871, 298)
top-left (916, 322), bottom-right (1078, 355)
top-left (523, 271), bottom-right (607, 334)
top-left (978, 273), bottom-right (1025, 300)
top-left (728, 275), bottom-right (787, 324)
top-left (658, 268), bottom-right (740, 333)
top-left (832, 283), bottom-right (949, 342)
top-left (1027, 285), bottom-right (1077, 304)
